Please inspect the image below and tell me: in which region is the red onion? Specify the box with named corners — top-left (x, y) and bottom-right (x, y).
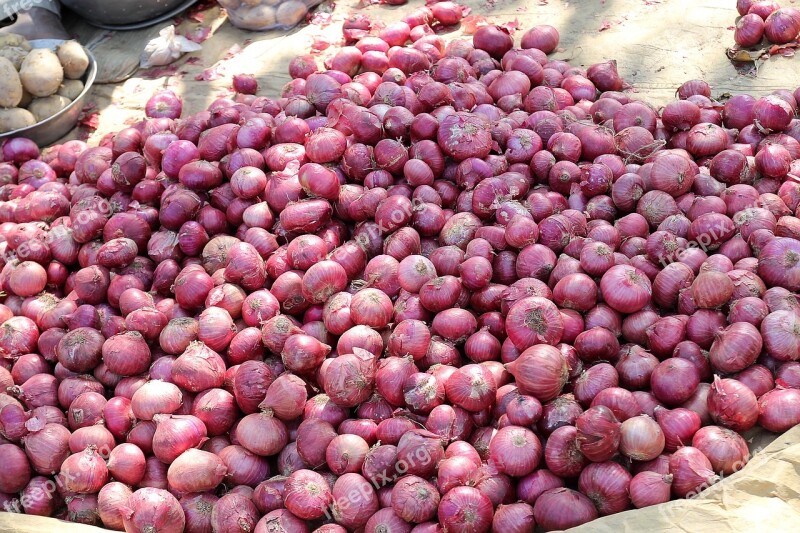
top-left (516, 470), bottom-right (564, 508)
top-left (181, 493), bottom-right (218, 533)
top-left (171, 341), bottom-right (226, 393)
top-left (259, 372), bottom-right (307, 421)
top-left (690, 270), bottom-right (733, 309)
top-left (236, 412), bottom-right (288, 457)
top-left (573, 363), bottom-right (619, 406)
top-left (107, 443), bottom-right (146, 486)
top-left (57, 327), bottom-right (104, 373)
top-left (552, 273), bottom-right (598, 313)
top-left (284, 469), bottom-right (333, 520)
top-left (69, 425), bottom-right (115, 455)
top-left (707, 376), bottom-right (759, 432)
top-left (396, 429), bottom-right (444, 478)
top-left (67, 391), bottom-right (106, 430)
top-left (211, 492), bottom-right (259, 533)
top-left (651, 358), bottom-right (701, 406)
top-left (692, 426), bottom-right (750, 475)
top-left (630, 471), bottom-right (673, 508)
top-left (97, 482), bottom-right (133, 530)
top-left (60, 446), bottom-right (109, 494)
top-left (152, 414), bottom-right (207, 464)
top-left (255, 509), bottom-right (310, 533)
top-left (437, 455), bottom-right (479, 494)
top-left (197, 307), bottom-right (236, 352)
top-left (600, 265), bottom-right (652, 313)
top-left (329, 473), bottom-right (378, 529)
top-left (736, 364), bottom-right (775, 397)
top-left (127, 422), bottom-right (157, 456)
top-left (10, 16), bottom-right (800, 532)
top-left (620, 415), bottom-right (665, 461)
top-left (488, 425), bottom-right (542, 477)
top-left (295, 418), bottom-right (338, 468)
top-left (505, 394), bottom-right (543, 427)
top-left (760, 310), bottom-right (800, 361)
top-left (709, 322), bottom-right (763, 373)
top-left (669, 446), bottom-right (719, 498)
top-left (325, 433), bottom-right (369, 475)
top-left (130, 381), bottom-right (183, 421)
top-left (764, 8), bottom-right (800, 45)
top-left (363, 509), bottom-right (410, 533)
top-left (190, 388), bottom-right (237, 436)
top-left (758, 387), bottom-right (800, 433)
top-left (577, 461), bottom-right (631, 515)
top-left (323, 347), bottom-right (376, 407)
top-left (0, 443), bottom-right (31, 493)
top-left (655, 407), bottom-right (702, 452)
top-left (22, 422), bottom-right (70, 475)
top-left (533, 488), bottom-right (598, 531)
top-left (103, 332), bottom-right (151, 378)
top-left (521, 24), bottom-right (560, 53)
top-left (216, 444), bottom-right (268, 488)
top-left (65, 493), bottom-right (100, 525)
top-left (776, 361), bottom-right (800, 388)
top-left (444, 364), bottom-right (496, 412)
top-left (17, 475), bottom-right (59, 516)
top-left (437, 486), bottom-right (493, 532)
top-left (490, 502), bottom-right (535, 533)
top-left (616, 345), bottom-right (659, 390)
top-left (575, 405), bottom-right (621, 462)
top-left (253, 477), bottom-right (286, 515)
top-left (392, 475), bottom-right (440, 523)
top-left (166, 448), bottom-right (226, 493)
top-left (506, 344), bottom-right (568, 401)
top-left (544, 425), bottom-right (587, 478)
top-left (0, 403), bottom-right (30, 442)
top-left (753, 95), bottom-right (794, 132)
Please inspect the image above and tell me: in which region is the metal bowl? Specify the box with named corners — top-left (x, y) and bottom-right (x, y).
top-left (60, 0), bottom-right (199, 30)
top-left (0, 40), bottom-right (97, 147)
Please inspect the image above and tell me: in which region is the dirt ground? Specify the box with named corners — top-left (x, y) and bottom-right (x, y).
top-left (64, 0), bottom-right (800, 145)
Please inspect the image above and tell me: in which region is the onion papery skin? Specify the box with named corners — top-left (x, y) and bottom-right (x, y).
top-left (707, 376), bottom-right (759, 433)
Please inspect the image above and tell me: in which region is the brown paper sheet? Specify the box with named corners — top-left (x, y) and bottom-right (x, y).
top-left (0, 515), bottom-right (107, 533)
top-left (567, 426), bottom-right (800, 532)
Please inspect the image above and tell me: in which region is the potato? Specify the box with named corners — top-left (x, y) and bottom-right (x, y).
top-left (0, 33), bottom-right (31, 51)
top-left (275, 1), bottom-right (307, 27)
top-left (0, 108), bottom-right (36, 133)
top-left (57, 79), bottom-right (84, 101)
top-left (20, 49), bottom-right (63, 97)
top-left (0, 57), bottom-right (23, 108)
top-left (0, 47), bottom-right (28, 70)
top-left (28, 95), bottom-right (71, 122)
top-left (57, 40), bottom-right (90, 80)
top-left (217, 0), bottom-right (242, 7)
top-left (19, 89), bottom-right (32, 108)
top-left (228, 5), bottom-right (276, 30)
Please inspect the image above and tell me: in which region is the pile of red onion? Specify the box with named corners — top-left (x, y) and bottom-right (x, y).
top-left (2, 3), bottom-right (800, 532)
top-left (733, 1), bottom-right (800, 49)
